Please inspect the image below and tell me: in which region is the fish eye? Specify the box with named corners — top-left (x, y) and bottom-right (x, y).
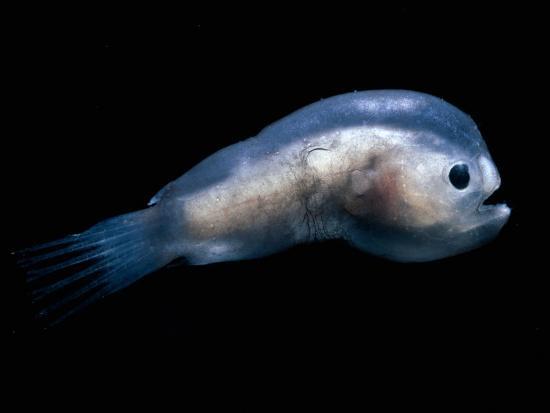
top-left (449, 163), bottom-right (470, 189)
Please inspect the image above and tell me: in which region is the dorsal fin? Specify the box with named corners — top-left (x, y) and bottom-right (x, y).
top-left (148, 182), bottom-right (173, 206)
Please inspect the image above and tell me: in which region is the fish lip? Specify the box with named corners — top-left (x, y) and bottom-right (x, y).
top-left (477, 202), bottom-right (511, 216)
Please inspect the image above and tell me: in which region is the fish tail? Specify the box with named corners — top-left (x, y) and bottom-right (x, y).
top-left (16, 207), bottom-right (175, 327)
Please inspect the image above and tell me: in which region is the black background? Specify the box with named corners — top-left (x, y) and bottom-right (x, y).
top-left (4, 5), bottom-right (544, 388)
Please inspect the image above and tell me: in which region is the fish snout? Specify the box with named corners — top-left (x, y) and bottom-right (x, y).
top-left (475, 155), bottom-right (510, 220)
top-left (478, 154), bottom-right (501, 195)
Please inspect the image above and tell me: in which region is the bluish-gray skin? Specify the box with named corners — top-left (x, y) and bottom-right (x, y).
top-left (152, 89), bottom-right (510, 263)
top-left (21, 90), bottom-right (510, 324)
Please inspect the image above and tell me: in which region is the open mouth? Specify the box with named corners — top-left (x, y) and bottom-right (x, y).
top-left (477, 185), bottom-right (510, 215)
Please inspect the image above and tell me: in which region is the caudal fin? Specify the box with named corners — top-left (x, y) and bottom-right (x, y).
top-left (17, 207), bottom-right (173, 327)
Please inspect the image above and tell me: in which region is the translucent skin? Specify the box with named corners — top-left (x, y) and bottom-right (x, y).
top-left (153, 90), bottom-right (510, 263)
top-left (21, 90), bottom-right (511, 325)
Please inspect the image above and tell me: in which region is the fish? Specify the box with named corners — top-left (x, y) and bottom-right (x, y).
top-left (17, 90), bottom-right (510, 325)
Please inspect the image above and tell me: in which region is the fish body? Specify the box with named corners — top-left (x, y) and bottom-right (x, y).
top-left (19, 90), bottom-right (510, 324)
top-left (154, 89), bottom-right (509, 263)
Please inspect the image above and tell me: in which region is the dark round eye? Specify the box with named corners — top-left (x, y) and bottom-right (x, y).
top-left (449, 163), bottom-right (470, 189)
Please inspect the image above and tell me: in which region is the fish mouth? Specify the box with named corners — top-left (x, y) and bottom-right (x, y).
top-left (476, 184), bottom-right (511, 220)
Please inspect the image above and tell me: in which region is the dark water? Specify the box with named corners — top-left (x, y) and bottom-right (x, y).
top-left (4, 6), bottom-right (544, 399)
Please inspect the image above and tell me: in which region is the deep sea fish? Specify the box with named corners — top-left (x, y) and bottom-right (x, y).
top-left (18, 90), bottom-right (510, 325)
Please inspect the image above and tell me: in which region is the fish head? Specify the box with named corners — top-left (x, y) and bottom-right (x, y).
top-left (342, 96), bottom-right (510, 262)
